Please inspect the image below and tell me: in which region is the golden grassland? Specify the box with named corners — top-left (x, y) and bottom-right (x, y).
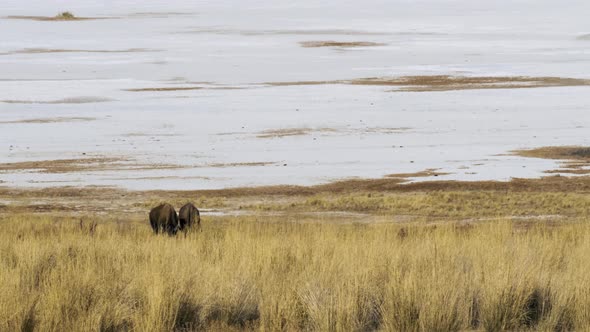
top-left (3, 152), bottom-right (590, 331)
top-left (2, 214), bottom-right (590, 331)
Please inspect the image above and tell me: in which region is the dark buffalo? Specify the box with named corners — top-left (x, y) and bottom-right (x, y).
top-left (179, 202), bottom-right (201, 232)
top-left (149, 203), bottom-right (179, 235)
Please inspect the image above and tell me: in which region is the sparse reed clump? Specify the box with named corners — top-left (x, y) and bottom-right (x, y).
top-left (1, 215), bottom-right (589, 331)
top-left (55, 12), bottom-right (76, 20)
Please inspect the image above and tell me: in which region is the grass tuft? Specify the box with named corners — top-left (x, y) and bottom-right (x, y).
top-left (55, 11), bottom-right (76, 20)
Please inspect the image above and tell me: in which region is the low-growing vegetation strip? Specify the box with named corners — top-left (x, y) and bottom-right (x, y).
top-left (513, 146), bottom-right (590, 161)
top-left (1, 215), bottom-right (589, 331)
top-left (3, 181), bottom-right (590, 222)
top-left (514, 146), bottom-right (590, 175)
top-left (247, 191), bottom-right (590, 219)
top-left (265, 75), bottom-right (590, 92)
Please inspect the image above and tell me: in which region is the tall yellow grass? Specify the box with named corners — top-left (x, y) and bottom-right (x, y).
top-left (1, 215), bottom-right (589, 331)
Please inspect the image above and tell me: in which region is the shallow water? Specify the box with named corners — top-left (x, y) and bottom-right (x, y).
top-left (1, 0), bottom-right (589, 189)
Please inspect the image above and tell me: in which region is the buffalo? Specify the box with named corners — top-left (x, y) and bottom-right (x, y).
top-left (179, 202), bottom-right (201, 232)
top-left (149, 203), bottom-right (179, 235)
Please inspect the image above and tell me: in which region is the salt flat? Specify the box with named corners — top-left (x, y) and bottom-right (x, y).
top-left (1, 0), bottom-right (589, 189)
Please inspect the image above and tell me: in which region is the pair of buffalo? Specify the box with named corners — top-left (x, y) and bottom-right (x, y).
top-left (149, 202), bottom-right (200, 235)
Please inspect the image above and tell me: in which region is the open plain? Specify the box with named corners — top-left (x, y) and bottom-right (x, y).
top-left (2, 0), bottom-right (590, 331)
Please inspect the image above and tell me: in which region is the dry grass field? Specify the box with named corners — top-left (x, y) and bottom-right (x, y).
top-left (2, 148), bottom-right (590, 331)
top-left (1, 215), bottom-right (590, 331)
top-left (2, 168), bottom-right (590, 331)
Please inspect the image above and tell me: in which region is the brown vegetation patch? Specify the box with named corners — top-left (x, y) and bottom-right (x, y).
top-left (186, 175), bottom-right (590, 198)
top-left (0, 158), bottom-right (126, 173)
top-left (4, 173), bottom-right (590, 211)
top-left (256, 128), bottom-right (332, 138)
top-left (266, 75), bottom-right (590, 92)
top-left (254, 127), bottom-right (406, 138)
top-left (513, 146), bottom-right (590, 160)
top-left (544, 169), bottom-right (590, 175)
top-left (0, 117), bottom-right (96, 124)
top-left (4, 174), bottom-right (590, 221)
top-left (514, 146), bottom-right (590, 175)
top-left (257, 128), bottom-right (310, 138)
top-left (0, 158), bottom-right (185, 174)
top-left (386, 168), bottom-right (451, 178)
top-left (124, 84), bottom-right (246, 92)
top-left (299, 41), bottom-right (386, 48)
top-left (363, 127), bottom-right (411, 134)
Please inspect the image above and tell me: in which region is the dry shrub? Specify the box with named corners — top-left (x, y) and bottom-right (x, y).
top-left (56, 11), bottom-right (75, 19)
